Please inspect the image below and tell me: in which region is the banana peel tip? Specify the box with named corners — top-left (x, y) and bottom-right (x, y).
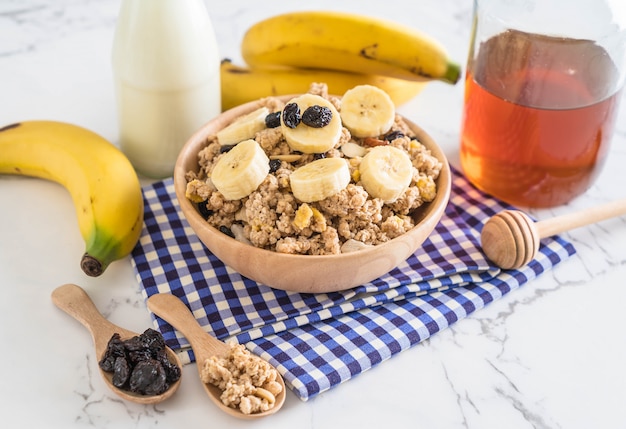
top-left (444, 61), bottom-right (462, 85)
top-left (80, 253), bottom-right (105, 277)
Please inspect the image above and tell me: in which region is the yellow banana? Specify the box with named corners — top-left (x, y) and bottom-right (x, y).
top-left (241, 11), bottom-right (461, 84)
top-left (0, 121), bottom-right (144, 277)
top-left (220, 59), bottom-right (427, 111)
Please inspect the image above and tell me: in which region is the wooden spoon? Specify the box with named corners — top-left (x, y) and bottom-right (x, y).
top-left (481, 198), bottom-right (626, 269)
top-left (51, 283), bottom-right (182, 404)
top-left (146, 293), bottom-right (286, 419)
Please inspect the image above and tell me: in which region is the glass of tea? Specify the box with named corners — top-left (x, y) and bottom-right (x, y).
top-left (460, 0), bottom-right (626, 207)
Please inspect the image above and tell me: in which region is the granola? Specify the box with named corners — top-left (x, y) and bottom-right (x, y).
top-left (185, 84), bottom-right (442, 255)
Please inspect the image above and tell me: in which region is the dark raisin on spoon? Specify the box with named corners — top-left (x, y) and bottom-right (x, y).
top-left (99, 329), bottom-right (180, 396)
top-left (99, 333), bottom-right (125, 372)
top-left (129, 360), bottom-right (168, 396)
top-left (112, 356), bottom-right (130, 388)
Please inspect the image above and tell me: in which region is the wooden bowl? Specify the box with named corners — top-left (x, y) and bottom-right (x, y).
top-left (174, 97), bottom-right (451, 293)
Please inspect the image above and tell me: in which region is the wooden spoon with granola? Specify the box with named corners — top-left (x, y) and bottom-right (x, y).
top-left (147, 293), bottom-right (286, 418)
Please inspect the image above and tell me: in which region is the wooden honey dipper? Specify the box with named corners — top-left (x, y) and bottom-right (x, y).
top-left (480, 198), bottom-right (626, 269)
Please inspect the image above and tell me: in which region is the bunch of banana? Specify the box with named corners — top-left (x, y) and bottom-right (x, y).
top-left (221, 11), bottom-right (460, 110)
top-left (220, 60), bottom-right (427, 111)
top-left (0, 121), bottom-right (144, 277)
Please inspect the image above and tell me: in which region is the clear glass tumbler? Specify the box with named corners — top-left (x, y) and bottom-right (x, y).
top-left (460, 0), bottom-right (626, 207)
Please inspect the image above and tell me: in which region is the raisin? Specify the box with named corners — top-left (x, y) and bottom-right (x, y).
top-left (269, 158), bottom-right (282, 173)
top-left (384, 130), bottom-right (405, 141)
top-left (128, 349), bottom-right (152, 364)
top-left (302, 105), bottom-right (332, 128)
top-left (313, 153), bottom-right (327, 160)
top-left (112, 356), bottom-right (130, 388)
top-left (140, 328), bottom-right (166, 352)
top-left (219, 225), bottom-right (235, 238)
top-left (282, 103), bottom-right (301, 128)
top-left (156, 348), bottom-right (182, 383)
top-left (99, 329), bottom-right (180, 396)
top-left (123, 335), bottom-right (146, 352)
top-left (129, 360), bottom-right (168, 395)
top-left (99, 333), bottom-right (125, 372)
top-left (220, 144), bottom-right (236, 153)
top-left (99, 355), bottom-right (116, 373)
top-left (197, 201), bottom-right (213, 219)
top-left (265, 111), bottom-right (281, 128)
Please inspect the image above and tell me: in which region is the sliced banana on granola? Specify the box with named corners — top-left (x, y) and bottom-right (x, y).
top-left (211, 139), bottom-right (269, 200)
top-left (340, 85), bottom-right (395, 138)
top-left (281, 93), bottom-right (342, 154)
top-left (217, 106), bottom-right (269, 146)
top-left (359, 145), bottom-right (413, 203)
top-left (290, 157), bottom-right (350, 202)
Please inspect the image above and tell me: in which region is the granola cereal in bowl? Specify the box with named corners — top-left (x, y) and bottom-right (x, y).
top-left (174, 83), bottom-right (450, 293)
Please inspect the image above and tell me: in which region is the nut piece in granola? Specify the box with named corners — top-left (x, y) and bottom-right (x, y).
top-left (200, 343), bottom-right (283, 415)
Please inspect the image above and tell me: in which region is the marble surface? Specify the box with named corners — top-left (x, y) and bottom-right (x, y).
top-left (1, 0), bottom-right (626, 427)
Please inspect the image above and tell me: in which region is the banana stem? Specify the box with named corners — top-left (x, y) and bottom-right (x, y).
top-left (81, 253), bottom-right (104, 277)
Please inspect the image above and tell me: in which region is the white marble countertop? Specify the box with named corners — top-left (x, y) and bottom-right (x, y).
top-left (2, 1), bottom-right (626, 428)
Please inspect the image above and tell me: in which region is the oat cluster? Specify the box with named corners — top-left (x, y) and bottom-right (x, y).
top-left (200, 344), bottom-right (283, 415)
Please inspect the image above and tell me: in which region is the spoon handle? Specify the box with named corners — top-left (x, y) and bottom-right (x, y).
top-left (536, 197), bottom-right (626, 238)
top-left (147, 294), bottom-right (230, 361)
top-left (51, 283), bottom-right (135, 355)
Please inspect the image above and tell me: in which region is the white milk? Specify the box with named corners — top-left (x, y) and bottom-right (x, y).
top-left (112, 0), bottom-right (221, 178)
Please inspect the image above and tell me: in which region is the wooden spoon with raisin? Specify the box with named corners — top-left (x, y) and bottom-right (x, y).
top-left (51, 283), bottom-right (182, 404)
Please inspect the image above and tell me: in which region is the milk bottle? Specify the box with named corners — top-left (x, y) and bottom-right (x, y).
top-left (112, 0), bottom-right (221, 178)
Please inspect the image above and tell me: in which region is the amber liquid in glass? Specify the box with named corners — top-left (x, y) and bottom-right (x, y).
top-left (460, 29), bottom-right (621, 207)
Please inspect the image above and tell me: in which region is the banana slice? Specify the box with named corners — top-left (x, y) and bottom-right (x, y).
top-left (340, 85), bottom-right (395, 138)
top-left (281, 93), bottom-right (342, 153)
top-left (211, 139), bottom-right (270, 200)
top-left (290, 157), bottom-right (350, 202)
top-left (216, 106), bottom-right (269, 146)
top-left (359, 145), bottom-right (413, 203)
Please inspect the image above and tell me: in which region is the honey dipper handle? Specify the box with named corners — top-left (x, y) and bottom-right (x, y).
top-left (536, 198), bottom-right (626, 239)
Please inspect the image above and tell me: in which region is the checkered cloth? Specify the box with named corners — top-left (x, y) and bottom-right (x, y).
top-left (130, 167), bottom-right (575, 401)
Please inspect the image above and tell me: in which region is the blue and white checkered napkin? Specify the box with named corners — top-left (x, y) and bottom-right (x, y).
top-left (130, 167), bottom-right (575, 401)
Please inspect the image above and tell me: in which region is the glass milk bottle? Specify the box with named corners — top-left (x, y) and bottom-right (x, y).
top-left (112, 0), bottom-right (221, 178)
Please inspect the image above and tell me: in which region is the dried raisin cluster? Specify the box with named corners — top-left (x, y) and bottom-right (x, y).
top-left (99, 328), bottom-right (181, 396)
top-left (281, 103), bottom-right (333, 129)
